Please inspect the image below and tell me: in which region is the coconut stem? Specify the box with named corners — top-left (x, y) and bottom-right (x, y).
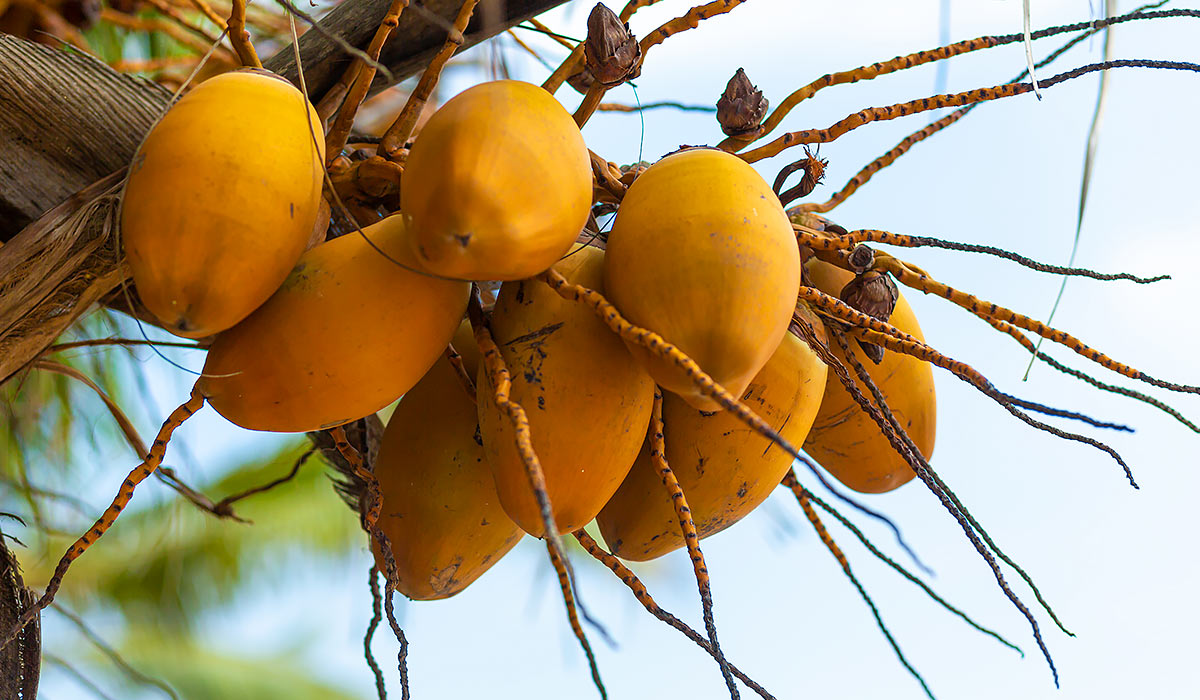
top-left (378, 0), bottom-right (480, 159)
top-left (227, 0), bottom-right (261, 68)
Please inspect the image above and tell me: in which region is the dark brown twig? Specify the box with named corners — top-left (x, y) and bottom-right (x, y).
top-left (210, 448), bottom-right (317, 517)
top-left (364, 565), bottom-right (388, 700)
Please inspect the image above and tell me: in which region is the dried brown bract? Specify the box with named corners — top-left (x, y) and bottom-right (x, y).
top-left (567, 66), bottom-right (598, 94)
top-left (840, 270), bottom-right (900, 363)
top-left (841, 271), bottom-right (899, 324)
top-left (716, 68), bottom-right (768, 137)
top-left (584, 3), bottom-right (642, 87)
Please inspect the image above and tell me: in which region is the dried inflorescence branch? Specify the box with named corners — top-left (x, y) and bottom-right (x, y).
top-left (583, 3), bottom-right (642, 87)
top-left (771, 145), bottom-right (827, 207)
top-left (716, 68), bottom-right (767, 137)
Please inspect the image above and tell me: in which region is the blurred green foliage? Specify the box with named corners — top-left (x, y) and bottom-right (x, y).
top-left (2, 310), bottom-right (370, 697)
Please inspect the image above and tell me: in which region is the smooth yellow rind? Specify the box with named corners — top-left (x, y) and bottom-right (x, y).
top-left (604, 148), bottom-right (801, 411)
top-left (122, 71), bottom-right (325, 338)
top-left (400, 80), bottom-right (592, 281)
top-left (374, 321), bottom-right (522, 600)
top-left (200, 216), bottom-right (470, 433)
top-left (478, 246), bottom-right (655, 536)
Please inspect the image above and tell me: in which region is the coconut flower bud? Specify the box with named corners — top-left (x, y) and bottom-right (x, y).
top-left (717, 68), bottom-right (768, 137)
top-left (584, 3), bottom-right (642, 87)
top-left (840, 270), bottom-right (899, 364)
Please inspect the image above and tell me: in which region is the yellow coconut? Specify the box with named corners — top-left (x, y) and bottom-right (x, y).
top-left (373, 321), bottom-right (523, 600)
top-left (400, 80), bottom-right (592, 281)
top-left (122, 70), bottom-right (325, 338)
top-left (598, 306), bottom-right (828, 561)
top-left (604, 148), bottom-right (801, 411)
top-left (477, 246), bottom-right (655, 536)
top-left (802, 259), bottom-right (936, 493)
top-left (199, 215), bottom-right (469, 433)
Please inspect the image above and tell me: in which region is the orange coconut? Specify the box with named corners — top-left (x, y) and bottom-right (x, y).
top-left (598, 306), bottom-right (827, 561)
top-left (477, 246), bottom-right (655, 536)
top-left (199, 215), bottom-right (469, 433)
top-left (400, 80), bottom-right (592, 281)
top-left (604, 148), bottom-right (801, 411)
top-left (122, 70), bottom-right (325, 338)
top-left (373, 321), bottom-right (523, 600)
top-left (802, 259), bottom-right (936, 493)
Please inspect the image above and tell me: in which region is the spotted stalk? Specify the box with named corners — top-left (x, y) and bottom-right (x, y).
top-left (330, 425), bottom-right (382, 530)
top-left (794, 226), bottom-right (1165, 283)
top-left (649, 388), bottom-right (738, 700)
top-left (782, 470), bottom-right (1023, 657)
top-left (790, 477), bottom-right (933, 699)
top-left (535, 270), bottom-right (921, 561)
top-left (573, 530), bottom-right (776, 699)
top-left (740, 60), bottom-right (1200, 163)
top-left (871, 253), bottom-right (1200, 393)
top-left (227, 0), bottom-right (261, 67)
top-left (325, 0), bottom-right (410, 163)
top-left (378, 0), bottom-right (479, 158)
top-left (0, 384), bottom-right (205, 650)
top-left (467, 290), bottom-right (605, 699)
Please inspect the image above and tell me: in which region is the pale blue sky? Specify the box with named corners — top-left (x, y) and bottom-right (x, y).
top-left (38, 0), bottom-right (1200, 698)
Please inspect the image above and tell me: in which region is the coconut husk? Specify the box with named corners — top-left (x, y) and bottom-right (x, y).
top-left (0, 171), bottom-right (128, 387)
top-left (0, 526), bottom-right (40, 700)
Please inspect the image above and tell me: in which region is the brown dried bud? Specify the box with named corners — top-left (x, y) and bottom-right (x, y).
top-left (847, 243), bottom-right (875, 274)
top-left (840, 270), bottom-right (899, 364)
top-left (584, 3), bottom-right (642, 87)
top-left (354, 158), bottom-right (399, 199)
top-left (567, 67), bottom-right (597, 95)
top-left (840, 271), bottom-right (898, 323)
top-left (716, 68), bottom-right (768, 137)
top-left (856, 341), bottom-right (886, 364)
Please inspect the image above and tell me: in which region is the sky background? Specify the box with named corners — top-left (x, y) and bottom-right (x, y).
top-left (31, 0), bottom-right (1200, 698)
